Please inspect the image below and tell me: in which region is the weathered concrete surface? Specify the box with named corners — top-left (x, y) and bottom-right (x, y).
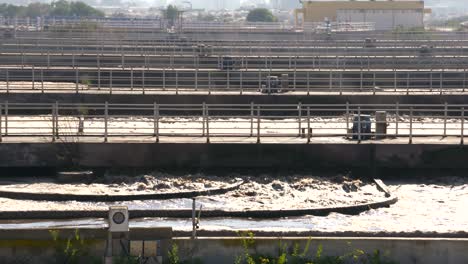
top-left (0, 142), bottom-right (467, 169)
top-left (175, 237), bottom-right (468, 264)
top-left (1, 92), bottom-right (468, 106)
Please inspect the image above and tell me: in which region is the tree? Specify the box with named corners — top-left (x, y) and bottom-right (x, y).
top-left (246, 8), bottom-right (277, 22)
top-left (164, 5), bottom-right (178, 26)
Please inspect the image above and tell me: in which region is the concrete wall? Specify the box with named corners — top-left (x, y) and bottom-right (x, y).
top-left (337, 9), bottom-right (424, 30)
top-left (1, 142), bottom-right (468, 170)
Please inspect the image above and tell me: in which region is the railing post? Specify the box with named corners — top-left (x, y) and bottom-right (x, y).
top-left (202, 102), bottom-right (206, 136)
top-left (154, 102), bottom-right (159, 143)
top-left (250, 102), bottom-right (254, 137)
top-left (298, 102), bottom-right (302, 136)
top-left (205, 103), bottom-right (210, 143)
top-left (109, 69), bottom-right (112, 95)
top-left (163, 68), bottom-right (166, 90)
top-left (4, 101), bottom-right (7, 136)
top-left (339, 72), bottom-right (342, 95)
top-left (41, 69), bottom-right (44, 93)
top-left (47, 51), bottom-right (50, 69)
top-left (307, 71), bottom-right (310, 96)
top-left (257, 105), bottom-right (260, 144)
top-left (329, 70), bottom-right (332, 90)
top-left (395, 102), bottom-right (399, 136)
top-left (393, 69), bottom-right (397, 92)
top-left (195, 68), bottom-right (198, 91)
top-left (360, 68), bottom-right (364, 91)
top-left (55, 101), bottom-right (59, 139)
top-left (461, 107), bottom-right (465, 145)
top-left (240, 71), bottom-right (243, 95)
top-left (0, 103), bottom-right (2, 142)
top-left (104, 101), bottom-right (108, 142)
top-left (440, 71), bottom-right (443, 95)
top-left (346, 102), bottom-right (350, 138)
top-left (131, 67), bottom-right (134, 91)
top-left (6, 69), bottom-right (9, 94)
top-left (98, 63), bottom-right (101, 90)
top-left (32, 65), bottom-right (35, 90)
top-left (75, 68), bottom-right (79, 94)
top-left (307, 106), bottom-right (311, 143)
top-left (142, 68), bottom-right (145, 95)
top-left (409, 107), bottom-right (413, 144)
top-left (430, 69), bottom-right (433, 91)
top-left (406, 72), bottom-right (410, 95)
top-left (463, 68), bottom-right (466, 93)
top-left (52, 103), bottom-right (56, 142)
top-left (357, 106), bottom-right (361, 143)
top-left (208, 71), bottom-right (211, 95)
top-left (444, 102), bottom-right (448, 137)
top-left (175, 70), bottom-right (178, 95)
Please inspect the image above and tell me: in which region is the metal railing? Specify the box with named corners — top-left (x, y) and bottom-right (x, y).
top-left (0, 68), bottom-right (467, 95)
top-left (0, 102), bottom-right (466, 144)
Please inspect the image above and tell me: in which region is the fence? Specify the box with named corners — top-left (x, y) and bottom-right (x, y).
top-left (0, 68), bottom-right (467, 95)
top-left (0, 102), bottom-right (466, 144)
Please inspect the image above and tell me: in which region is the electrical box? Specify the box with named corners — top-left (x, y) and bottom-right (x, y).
top-left (108, 206), bottom-right (129, 233)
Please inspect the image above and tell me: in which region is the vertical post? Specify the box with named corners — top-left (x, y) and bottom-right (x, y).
top-left (240, 71), bottom-right (243, 95)
top-left (430, 69), bottom-right (433, 91)
top-left (162, 68), bottom-right (166, 91)
top-left (130, 67), bottom-right (134, 91)
top-left (463, 68), bottom-right (466, 93)
top-left (406, 72), bottom-right (410, 95)
top-left (250, 102), bottom-right (254, 137)
top-left (258, 70), bottom-right (261, 90)
top-left (175, 70), bottom-right (178, 95)
top-left (202, 102), bottom-right (205, 136)
top-left (52, 103), bottom-right (56, 142)
top-left (154, 102), bottom-right (159, 143)
top-left (32, 66), bottom-right (35, 90)
top-left (256, 106), bottom-right (260, 144)
top-left (191, 198), bottom-right (197, 240)
top-left (4, 101), bottom-right (7, 136)
top-left (109, 70), bottom-right (112, 95)
top-left (298, 102), bottom-right (302, 136)
top-left (329, 71), bottom-right (332, 90)
top-left (208, 71), bottom-right (211, 95)
top-left (360, 68), bottom-right (363, 91)
top-left (357, 106), bottom-right (361, 143)
top-left (55, 101), bottom-right (59, 139)
top-left (0, 103), bottom-right (2, 142)
top-left (72, 53), bottom-right (75, 69)
top-left (394, 69), bottom-right (397, 92)
top-left (98, 63), bottom-right (101, 90)
top-left (409, 107), bottom-right (413, 144)
top-left (346, 102), bottom-right (350, 137)
top-left (293, 69), bottom-right (296, 91)
top-left (339, 72), bottom-right (342, 95)
top-left (307, 71), bottom-right (310, 96)
top-left (6, 69), bottom-right (9, 94)
top-left (121, 52), bottom-right (124, 69)
top-left (75, 68), bottom-right (79, 94)
top-left (104, 102), bottom-right (108, 142)
top-left (195, 68), bottom-right (198, 91)
top-left (307, 106), bottom-right (311, 143)
top-left (47, 51), bottom-right (50, 69)
top-left (444, 102), bottom-right (448, 137)
top-left (205, 103), bottom-right (210, 143)
top-left (395, 102), bottom-right (399, 136)
top-left (142, 68), bottom-right (145, 95)
top-left (41, 69), bottom-right (44, 93)
top-left (461, 107), bottom-right (465, 145)
top-left (440, 71), bottom-right (443, 95)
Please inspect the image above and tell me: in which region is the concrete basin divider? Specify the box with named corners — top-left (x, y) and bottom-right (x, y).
top-left (0, 180), bottom-right (245, 202)
top-left (0, 179), bottom-right (398, 220)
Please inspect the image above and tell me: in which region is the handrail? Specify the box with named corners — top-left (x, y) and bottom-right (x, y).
top-left (0, 102), bottom-right (466, 144)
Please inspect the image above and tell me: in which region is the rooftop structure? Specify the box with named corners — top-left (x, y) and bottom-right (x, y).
top-left (295, 0), bottom-right (431, 30)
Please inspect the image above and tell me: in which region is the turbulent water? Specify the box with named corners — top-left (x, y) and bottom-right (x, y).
top-left (0, 174), bottom-right (466, 235)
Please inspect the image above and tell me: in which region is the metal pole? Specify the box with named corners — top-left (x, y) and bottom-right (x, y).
top-left (240, 71), bottom-right (243, 95)
top-left (175, 70), bottom-right (178, 95)
top-left (142, 68), bottom-right (145, 95)
top-left (444, 102), bottom-right (448, 137)
top-left (32, 66), bottom-right (35, 90)
top-left (55, 101), bottom-right (59, 139)
top-left (6, 69), bottom-right (9, 94)
top-left (307, 71), bottom-right (310, 96)
top-left (41, 69), bottom-right (44, 93)
top-left (52, 103), bottom-right (56, 142)
top-left (346, 102), bottom-right (349, 137)
top-left (75, 68), bottom-right (79, 94)
top-left (307, 106), bottom-right (311, 143)
top-left (109, 70), bottom-right (112, 95)
top-left (250, 102), bottom-right (254, 137)
top-left (208, 72), bottom-right (211, 95)
top-left (329, 71), bottom-right (332, 90)
top-left (358, 106), bottom-right (361, 143)
top-left (298, 102), bottom-right (302, 136)
top-left (461, 107), bottom-right (465, 145)
top-left (131, 67), bottom-right (134, 91)
top-left (409, 107), bottom-right (413, 144)
top-left (191, 198), bottom-right (197, 239)
top-left (0, 103), bottom-right (2, 142)
top-left (202, 102), bottom-right (205, 136)
top-left (395, 102), bottom-right (399, 136)
top-left (257, 106), bottom-right (260, 144)
top-left (98, 64), bottom-right (101, 90)
top-left (463, 68), bottom-right (466, 93)
top-left (154, 102), bottom-right (159, 143)
top-left (205, 104), bottom-right (210, 143)
top-left (104, 102), bottom-right (108, 142)
top-left (4, 101), bottom-right (7, 136)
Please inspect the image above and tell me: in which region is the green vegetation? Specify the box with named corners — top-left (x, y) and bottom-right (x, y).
top-left (246, 8), bottom-right (277, 23)
top-left (49, 229), bottom-right (101, 264)
top-left (164, 4), bottom-right (179, 26)
top-left (0, 1), bottom-right (105, 18)
top-left (234, 231), bottom-right (398, 264)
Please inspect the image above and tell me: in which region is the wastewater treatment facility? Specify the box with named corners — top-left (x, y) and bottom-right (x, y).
top-left (0, 0), bottom-right (467, 263)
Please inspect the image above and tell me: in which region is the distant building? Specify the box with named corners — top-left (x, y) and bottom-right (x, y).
top-left (272, 0), bottom-right (301, 10)
top-left (295, 0), bottom-right (432, 30)
top-left (189, 0), bottom-right (240, 10)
